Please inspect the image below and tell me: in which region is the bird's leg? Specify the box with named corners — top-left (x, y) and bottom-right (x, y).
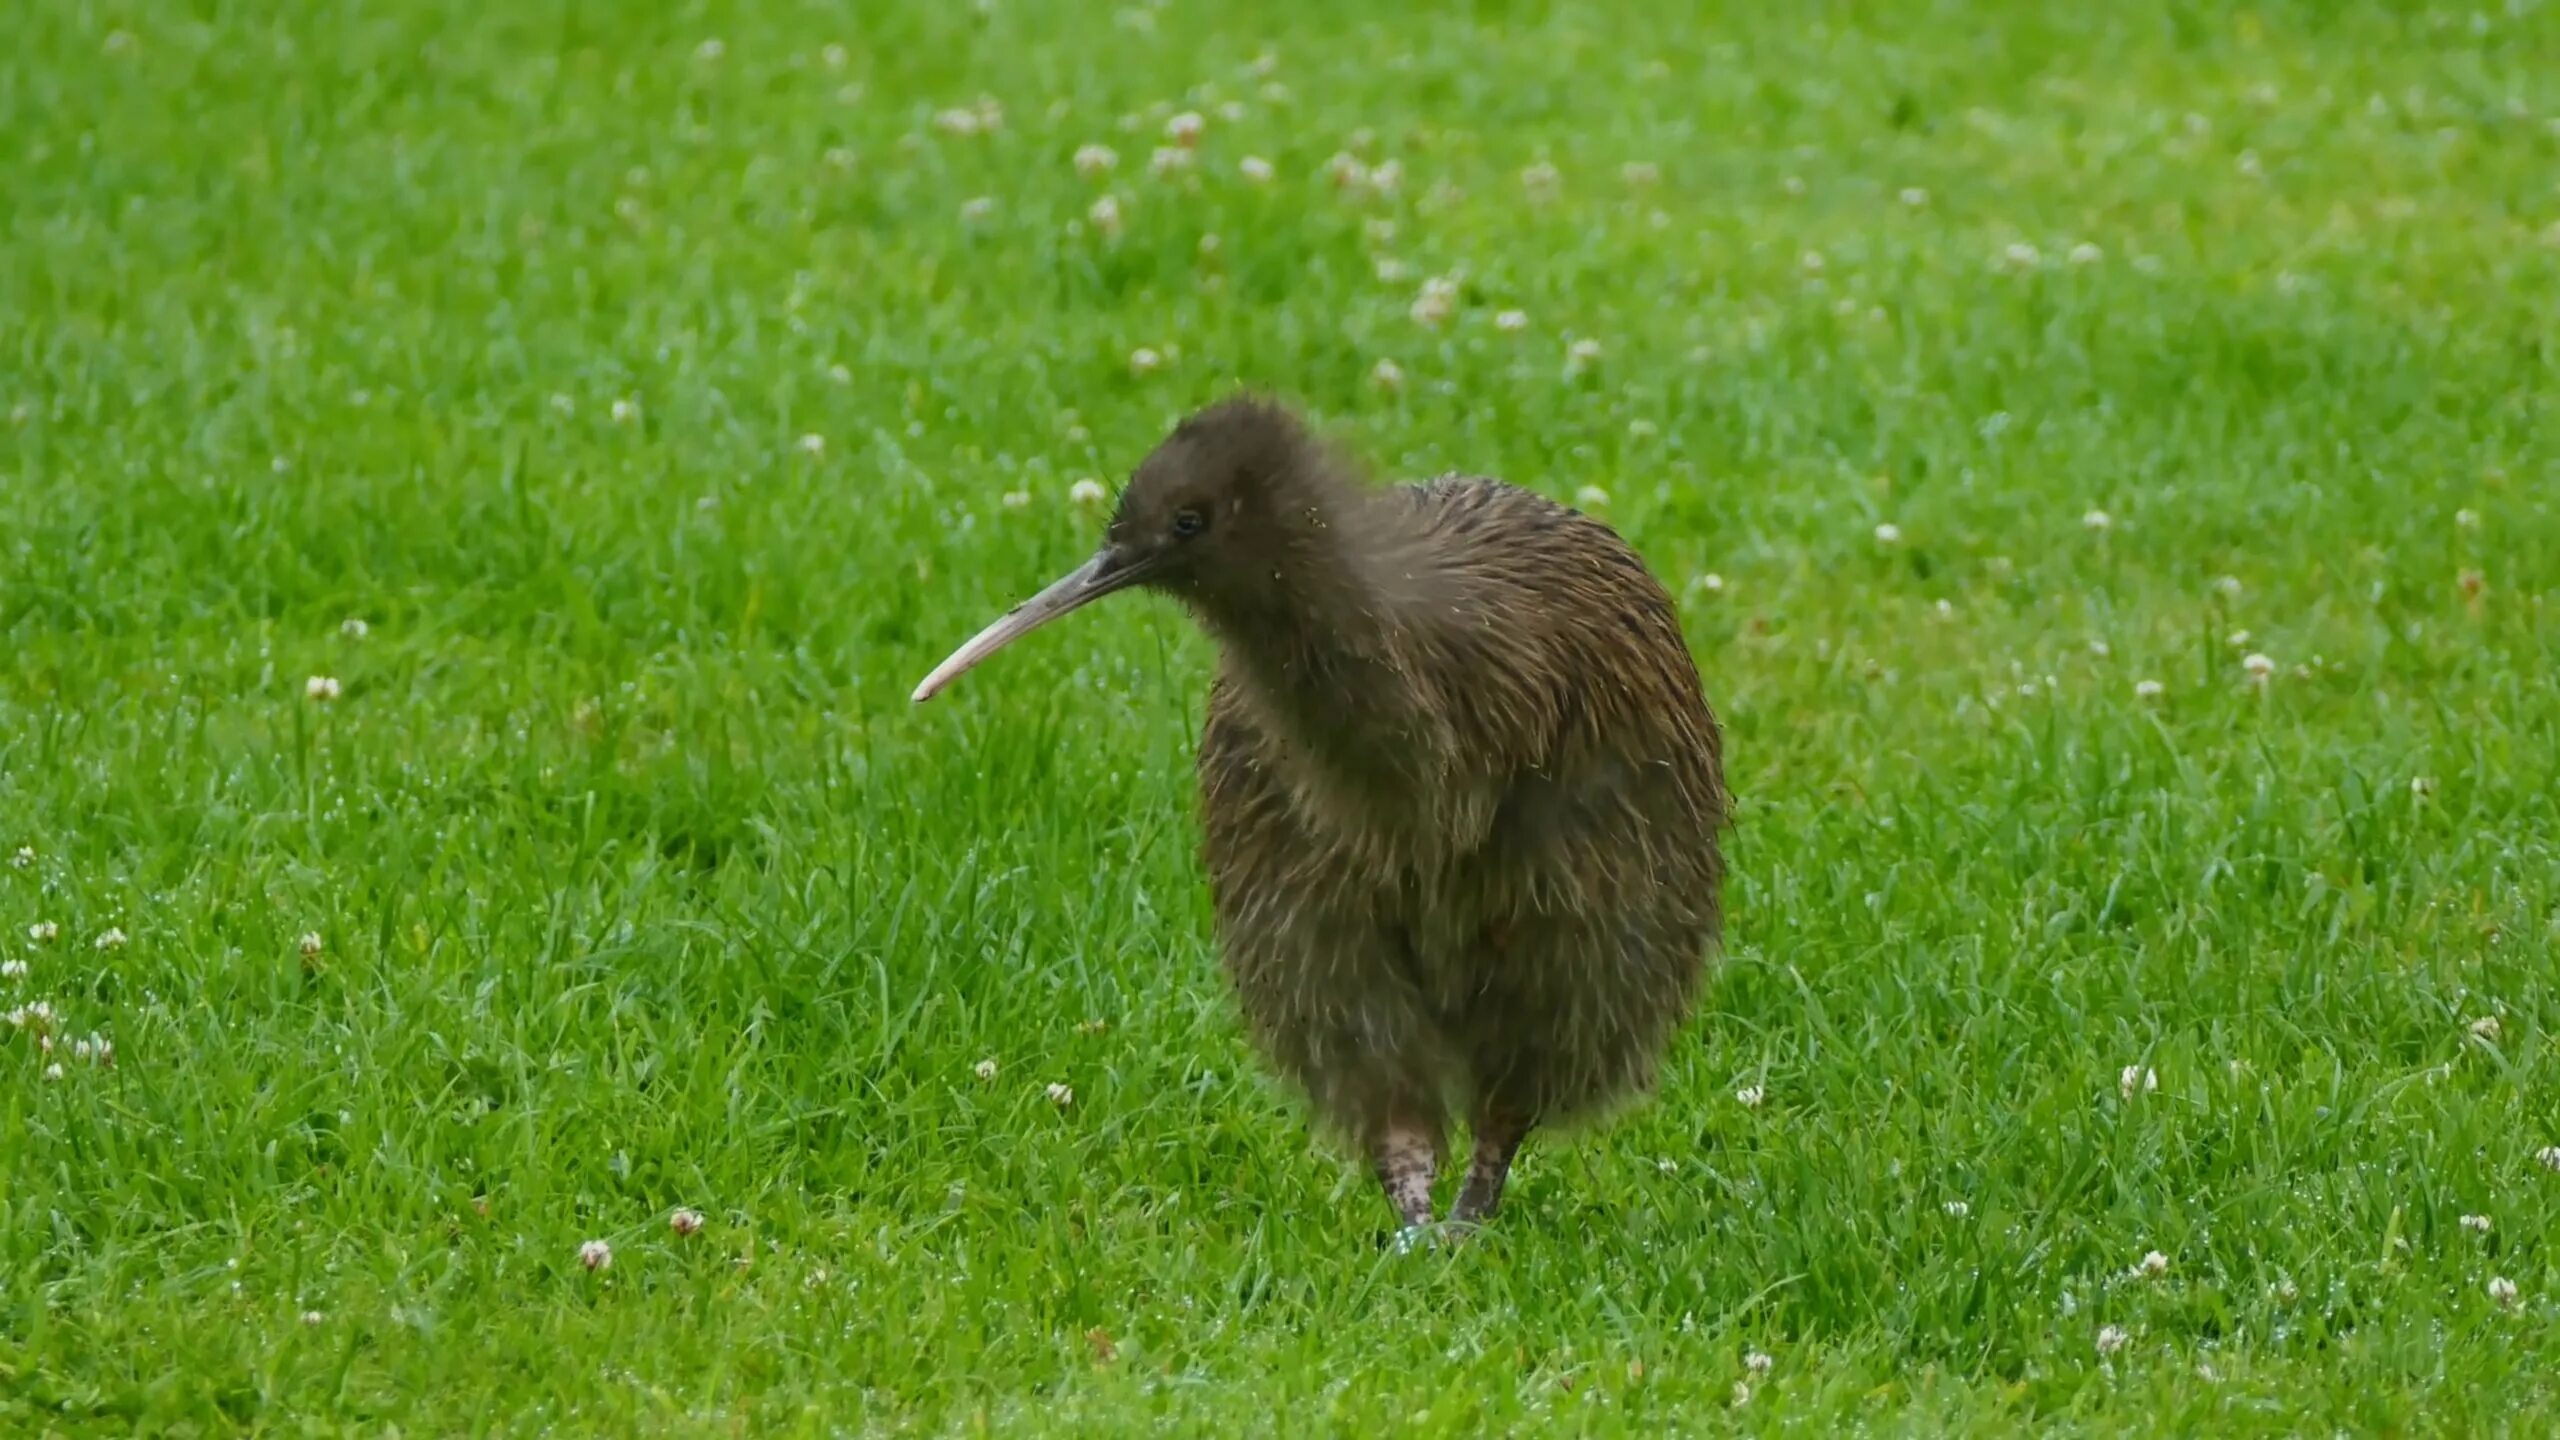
top-left (1372, 1119), bottom-right (1441, 1239)
top-left (1448, 1110), bottom-right (1533, 1228)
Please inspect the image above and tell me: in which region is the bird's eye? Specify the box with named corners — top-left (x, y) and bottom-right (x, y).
top-left (1171, 508), bottom-right (1207, 538)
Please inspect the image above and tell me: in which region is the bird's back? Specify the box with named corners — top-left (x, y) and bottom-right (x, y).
top-left (1198, 472), bottom-right (1725, 950)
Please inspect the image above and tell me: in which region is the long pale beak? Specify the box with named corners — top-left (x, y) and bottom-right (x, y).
top-left (911, 547), bottom-right (1153, 702)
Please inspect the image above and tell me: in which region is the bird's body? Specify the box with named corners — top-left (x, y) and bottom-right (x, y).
top-left (914, 398), bottom-right (1727, 1233)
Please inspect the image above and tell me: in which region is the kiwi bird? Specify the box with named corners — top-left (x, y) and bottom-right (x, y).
top-left (914, 396), bottom-right (1727, 1239)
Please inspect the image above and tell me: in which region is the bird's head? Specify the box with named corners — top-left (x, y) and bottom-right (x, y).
top-left (912, 395), bottom-right (1346, 702)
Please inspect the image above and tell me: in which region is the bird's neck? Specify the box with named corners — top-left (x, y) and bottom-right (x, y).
top-left (1190, 497), bottom-right (1455, 795)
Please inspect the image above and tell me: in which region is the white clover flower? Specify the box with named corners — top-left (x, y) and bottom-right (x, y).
top-left (1873, 522), bottom-right (1903, 546)
top-left (1068, 479), bottom-right (1107, 507)
top-left (1128, 347), bottom-right (1163, 376)
top-left (2120, 1065), bottom-right (2157, 1099)
top-left (2468, 1015), bottom-right (2502, 1042)
top-left (2068, 242), bottom-right (2105, 265)
top-left (2135, 680), bottom-right (2166, 701)
top-left (2083, 509), bottom-right (2112, 532)
top-left (2460, 1213), bottom-right (2492, 1235)
top-left (340, 617), bottom-right (369, 640)
top-left (27, 921), bottom-right (57, 943)
top-left (670, 1208), bottom-right (706, 1237)
top-left (95, 927), bottom-right (128, 951)
top-left (1370, 358), bottom-right (1405, 392)
top-left (2095, 1324), bottom-right (2131, 1356)
top-left (2134, 1250), bottom-right (2170, 1279)
top-left (1164, 111), bottom-right (1205, 147)
top-left (1000, 491), bottom-right (1031, 511)
top-left (1410, 276), bottom-right (1459, 328)
top-left (1743, 1350), bottom-right (1773, 1374)
top-left (1046, 1082), bottom-right (1075, 1107)
top-left (1943, 1199), bottom-right (1970, 1218)
top-left (797, 434), bottom-right (826, 457)
top-left (1074, 143), bottom-right (1119, 178)
top-left (1494, 309), bottom-right (1528, 332)
top-left (1087, 195), bottom-right (1124, 238)
top-left (2242, 653), bottom-right (2275, 683)
top-left (1564, 338), bottom-right (1603, 375)
top-left (1734, 1084), bottom-right (1764, 1109)
top-left (1148, 147), bottom-right (1192, 177)
top-left (306, 675), bottom-right (342, 702)
top-left (1238, 155), bottom-right (1274, 183)
top-left (974, 1058), bottom-right (999, 1081)
top-left (578, 1239), bottom-right (613, 1272)
top-left (2488, 1276), bottom-right (2519, 1306)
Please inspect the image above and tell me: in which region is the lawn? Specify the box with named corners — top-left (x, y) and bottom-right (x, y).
top-left (3, 0), bottom-right (2557, 1432)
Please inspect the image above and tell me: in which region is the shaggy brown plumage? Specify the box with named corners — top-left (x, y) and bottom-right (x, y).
top-left (915, 395), bottom-right (1728, 1235)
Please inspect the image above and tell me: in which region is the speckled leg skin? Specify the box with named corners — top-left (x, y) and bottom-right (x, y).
top-left (1448, 1117), bottom-right (1531, 1226)
top-left (1373, 1125), bottom-right (1439, 1232)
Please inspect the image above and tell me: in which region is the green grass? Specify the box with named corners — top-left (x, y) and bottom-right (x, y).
top-left (4, 0), bottom-right (2558, 1431)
